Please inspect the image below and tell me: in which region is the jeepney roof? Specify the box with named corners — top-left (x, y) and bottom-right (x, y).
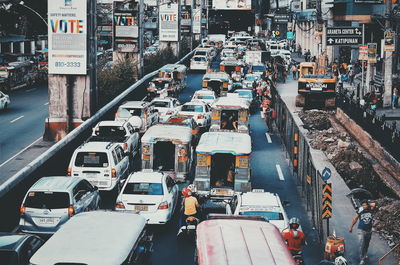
top-left (151, 77), bottom-right (173, 82)
top-left (197, 132), bottom-right (251, 155)
top-left (211, 94), bottom-right (249, 109)
top-left (196, 219), bottom-right (296, 265)
top-left (159, 64), bottom-right (187, 72)
top-left (141, 124), bottom-right (192, 143)
top-left (203, 72), bottom-right (230, 81)
top-left (220, 60), bottom-right (243, 66)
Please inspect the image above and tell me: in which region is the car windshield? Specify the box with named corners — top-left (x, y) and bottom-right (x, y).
top-left (240, 211), bottom-right (284, 221)
top-left (196, 51), bottom-right (207, 56)
top-left (117, 107), bottom-right (142, 118)
top-left (95, 126), bottom-right (126, 138)
top-left (245, 75), bottom-right (257, 81)
top-left (152, 101), bottom-right (169, 108)
top-left (0, 251), bottom-right (17, 265)
top-left (236, 91), bottom-right (252, 99)
top-left (195, 95), bottom-right (215, 100)
top-left (147, 47), bottom-right (156, 51)
top-left (24, 191), bottom-right (70, 209)
top-left (123, 183), bottom-right (163, 195)
top-left (75, 152), bottom-right (109, 168)
top-left (252, 65), bottom-right (266, 71)
top-left (181, 105), bottom-right (203, 112)
top-left (194, 57), bottom-right (206, 62)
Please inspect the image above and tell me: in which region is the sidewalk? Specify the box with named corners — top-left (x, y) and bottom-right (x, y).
top-left (275, 76), bottom-right (393, 265)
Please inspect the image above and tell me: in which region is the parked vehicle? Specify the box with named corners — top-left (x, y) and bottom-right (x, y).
top-left (0, 61), bottom-right (38, 92)
top-left (202, 72), bottom-right (232, 97)
top-left (115, 170), bottom-right (179, 224)
top-left (191, 89), bottom-right (217, 105)
top-left (0, 233), bottom-right (44, 265)
top-left (195, 216), bottom-right (296, 265)
top-left (144, 46), bottom-right (158, 56)
top-left (0, 90), bottom-right (10, 110)
top-left (194, 131), bottom-right (252, 194)
top-left (178, 101), bottom-right (212, 129)
top-left (141, 124), bottom-right (193, 181)
top-left (115, 101), bottom-right (159, 133)
top-left (190, 55), bottom-right (209, 71)
top-left (90, 120), bottom-right (140, 165)
top-left (210, 94), bottom-right (250, 133)
top-left (157, 64), bottom-right (187, 96)
top-left (230, 189), bottom-right (290, 232)
top-left (151, 97), bottom-right (181, 122)
top-left (68, 142), bottom-right (130, 192)
top-left (29, 211), bottom-right (152, 265)
top-left (19, 177), bottom-right (100, 235)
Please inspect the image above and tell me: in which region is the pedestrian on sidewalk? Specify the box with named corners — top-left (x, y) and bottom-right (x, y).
top-left (349, 67), bottom-right (355, 86)
top-left (349, 200), bottom-right (378, 265)
top-left (392, 86), bottom-right (398, 109)
top-left (291, 64), bottom-right (298, 80)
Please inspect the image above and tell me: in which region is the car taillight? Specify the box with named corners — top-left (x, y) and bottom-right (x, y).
top-left (123, 143), bottom-right (128, 150)
top-left (20, 205), bottom-right (26, 215)
top-left (166, 111), bottom-right (173, 115)
top-left (197, 115), bottom-right (205, 119)
top-left (111, 169), bottom-right (117, 178)
top-left (68, 205), bottom-right (74, 216)
top-left (67, 168), bottom-right (71, 176)
top-left (115, 201), bottom-right (125, 209)
top-left (158, 201), bottom-right (169, 210)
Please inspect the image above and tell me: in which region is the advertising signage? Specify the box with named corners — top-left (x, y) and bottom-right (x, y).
top-left (212, 0), bottom-right (251, 10)
top-left (113, 0), bottom-right (139, 53)
top-left (159, 4), bottom-right (179, 41)
top-left (48, 0), bottom-right (87, 75)
top-left (192, 8), bottom-right (201, 34)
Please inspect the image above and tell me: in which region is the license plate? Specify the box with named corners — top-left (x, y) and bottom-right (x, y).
top-left (135, 205), bottom-right (148, 211)
top-left (38, 218), bottom-right (54, 224)
top-left (89, 180), bottom-right (98, 186)
top-left (85, 173), bottom-right (97, 178)
top-left (214, 188), bottom-right (230, 195)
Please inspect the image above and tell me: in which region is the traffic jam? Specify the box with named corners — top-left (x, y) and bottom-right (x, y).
top-left (8, 33), bottom-right (328, 265)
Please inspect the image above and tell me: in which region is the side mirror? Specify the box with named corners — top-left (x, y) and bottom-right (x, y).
top-left (120, 179), bottom-right (127, 186)
top-left (282, 200), bottom-right (290, 207)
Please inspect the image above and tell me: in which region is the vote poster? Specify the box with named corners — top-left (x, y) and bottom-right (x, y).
top-left (159, 4), bottom-right (179, 41)
top-left (48, 0), bottom-right (87, 75)
top-left (113, 1), bottom-right (139, 53)
top-left (212, 0), bottom-right (251, 10)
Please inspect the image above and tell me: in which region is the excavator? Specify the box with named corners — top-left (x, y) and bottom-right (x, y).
top-left (295, 56), bottom-right (337, 108)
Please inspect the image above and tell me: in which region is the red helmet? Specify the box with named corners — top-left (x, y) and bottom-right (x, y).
top-left (182, 188), bottom-right (190, 198)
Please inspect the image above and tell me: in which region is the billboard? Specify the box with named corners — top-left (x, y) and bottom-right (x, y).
top-left (113, 0), bottom-right (139, 53)
top-left (159, 4), bottom-right (179, 41)
top-left (192, 8), bottom-right (201, 34)
top-left (212, 0), bottom-right (251, 10)
top-left (48, 0), bottom-right (87, 75)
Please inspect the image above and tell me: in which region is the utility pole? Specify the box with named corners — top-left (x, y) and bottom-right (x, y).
top-left (383, 0), bottom-right (393, 107)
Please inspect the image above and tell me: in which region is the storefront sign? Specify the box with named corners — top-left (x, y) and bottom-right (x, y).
top-left (384, 30), bottom-right (395, 52)
top-left (48, 0), bottom-right (87, 74)
top-left (192, 8), bottom-right (201, 34)
top-left (367, 43), bottom-right (377, 63)
top-left (159, 4), bottom-right (179, 41)
top-left (358, 45), bottom-right (368, 60)
top-left (212, 0), bottom-right (251, 10)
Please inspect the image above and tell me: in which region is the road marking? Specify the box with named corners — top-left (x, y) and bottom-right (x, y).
top-left (10, 115), bottom-right (24, 123)
top-left (0, 137), bottom-right (42, 168)
top-left (265, 133), bottom-right (272, 143)
top-left (26, 88), bottom-right (37, 92)
top-left (276, 164), bottom-right (285, 181)
top-left (44, 102), bottom-right (49, 105)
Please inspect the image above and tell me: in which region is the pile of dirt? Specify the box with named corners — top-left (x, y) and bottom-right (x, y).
top-left (374, 197), bottom-right (400, 247)
top-left (300, 109), bottom-right (400, 245)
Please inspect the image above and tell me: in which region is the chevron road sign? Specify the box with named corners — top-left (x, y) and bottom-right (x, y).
top-left (322, 183), bottom-right (332, 219)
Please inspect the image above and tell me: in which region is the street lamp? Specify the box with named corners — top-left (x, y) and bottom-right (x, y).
top-left (18, 1), bottom-right (48, 27)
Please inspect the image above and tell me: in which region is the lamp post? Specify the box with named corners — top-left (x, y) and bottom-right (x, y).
top-left (18, 1), bottom-right (48, 27)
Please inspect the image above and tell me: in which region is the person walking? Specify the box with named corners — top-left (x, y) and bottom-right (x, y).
top-left (349, 200), bottom-right (378, 265)
top-left (291, 64), bottom-right (298, 80)
top-left (283, 217), bottom-right (306, 255)
top-left (392, 86), bottom-right (398, 109)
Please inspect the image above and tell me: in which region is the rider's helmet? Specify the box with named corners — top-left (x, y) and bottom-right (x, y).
top-left (182, 188), bottom-right (190, 198)
top-left (289, 217), bottom-right (300, 230)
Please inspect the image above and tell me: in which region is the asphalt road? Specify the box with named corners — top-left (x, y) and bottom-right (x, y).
top-left (0, 84), bottom-right (48, 166)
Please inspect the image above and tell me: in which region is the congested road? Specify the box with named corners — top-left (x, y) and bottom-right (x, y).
top-left (0, 84), bottom-right (48, 166)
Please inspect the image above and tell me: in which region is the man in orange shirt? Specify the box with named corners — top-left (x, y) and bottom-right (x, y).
top-left (283, 217), bottom-right (306, 254)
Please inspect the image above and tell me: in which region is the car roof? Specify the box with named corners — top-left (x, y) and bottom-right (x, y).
top-left (96, 120), bottom-right (126, 127)
top-left (141, 124), bottom-right (192, 143)
top-left (0, 233), bottom-right (31, 251)
top-left (159, 64), bottom-right (187, 72)
top-left (77, 141), bottom-right (116, 151)
top-left (211, 94), bottom-right (249, 109)
top-left (183, 101), bottom-right (205, 106)
top-left (127, 171), bottom-right (165, 183)
top-left (119, 101), bottom-right (150, 108)
top-left (240, 192), bottom-right (281, 208)
top-left (197, 132), bottom-right (251, 155)
top-left (194, 90), bottom-right (215, 95)
top-left (29, 176), bottom-right (82, 192)
top-left (30, 212), bottom-right (146, 265)
top-left (152, 97), bottom-right (174, 103)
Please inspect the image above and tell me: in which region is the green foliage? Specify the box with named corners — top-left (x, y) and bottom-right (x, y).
top-left (143, 46), bottom-right (178, 75)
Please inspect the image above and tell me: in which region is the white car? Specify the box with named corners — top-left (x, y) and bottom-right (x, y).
top-left (115, 171), bottom-right (179, 225)
top-left (115, 101), bottom-right (159, 133)
top-left (145, 46), bottom-right (157, 56)
top-left (0, 91), bottom-right (10, 110)
top-left (191, 89), bottom-right (217, 105)
top-left (242, 73), bottom-right (262, 89)
top-left (151, 97), bottom-right (180, 122)
top-left (220, 49), bottom-right (236, 61)
top-left (231, 189), bottom-right (290, 232)
top-left (190, 55), bottom-right (209, 71)
top-left (178, 101), bottom-right (211, 128)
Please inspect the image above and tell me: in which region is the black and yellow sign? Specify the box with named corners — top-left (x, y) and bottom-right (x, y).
top-left (322, 183), bottom-right (332, 219)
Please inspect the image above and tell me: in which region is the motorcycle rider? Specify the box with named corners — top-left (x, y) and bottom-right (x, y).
top-left (283, 217), bottom-right (306, 255)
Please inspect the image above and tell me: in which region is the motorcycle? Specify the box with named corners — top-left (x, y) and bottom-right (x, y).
top-left (177, 215), bottom-right (199, 241)
top-left (292, 251), bottom-right (305, 265)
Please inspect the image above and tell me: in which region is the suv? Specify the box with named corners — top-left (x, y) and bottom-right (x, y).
top-left (19, 177), bottom-right (100, 235)
top-left (90, 120), bottom-right (140, 165)
top-left (68, 141), bottom-right (130, 192)
top-left (115, 101), bottom-right (158, 133)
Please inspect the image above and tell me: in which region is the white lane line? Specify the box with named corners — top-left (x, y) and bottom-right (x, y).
top-left (44, 102), bottom-right (49, 105)
top-left (10, 115), bottom-right (24, 123)
top-left (276, 164), bottom-right (285, 181)
top-left (26, 88), bottom-right (37, 92)
top-left (265, 133), bottom-right (272, 143)
top-left (0, 137), bottom-right (42, 168)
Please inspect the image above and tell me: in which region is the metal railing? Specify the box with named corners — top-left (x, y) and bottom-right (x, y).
top-left (378, 244), bottom-right (400, 265)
